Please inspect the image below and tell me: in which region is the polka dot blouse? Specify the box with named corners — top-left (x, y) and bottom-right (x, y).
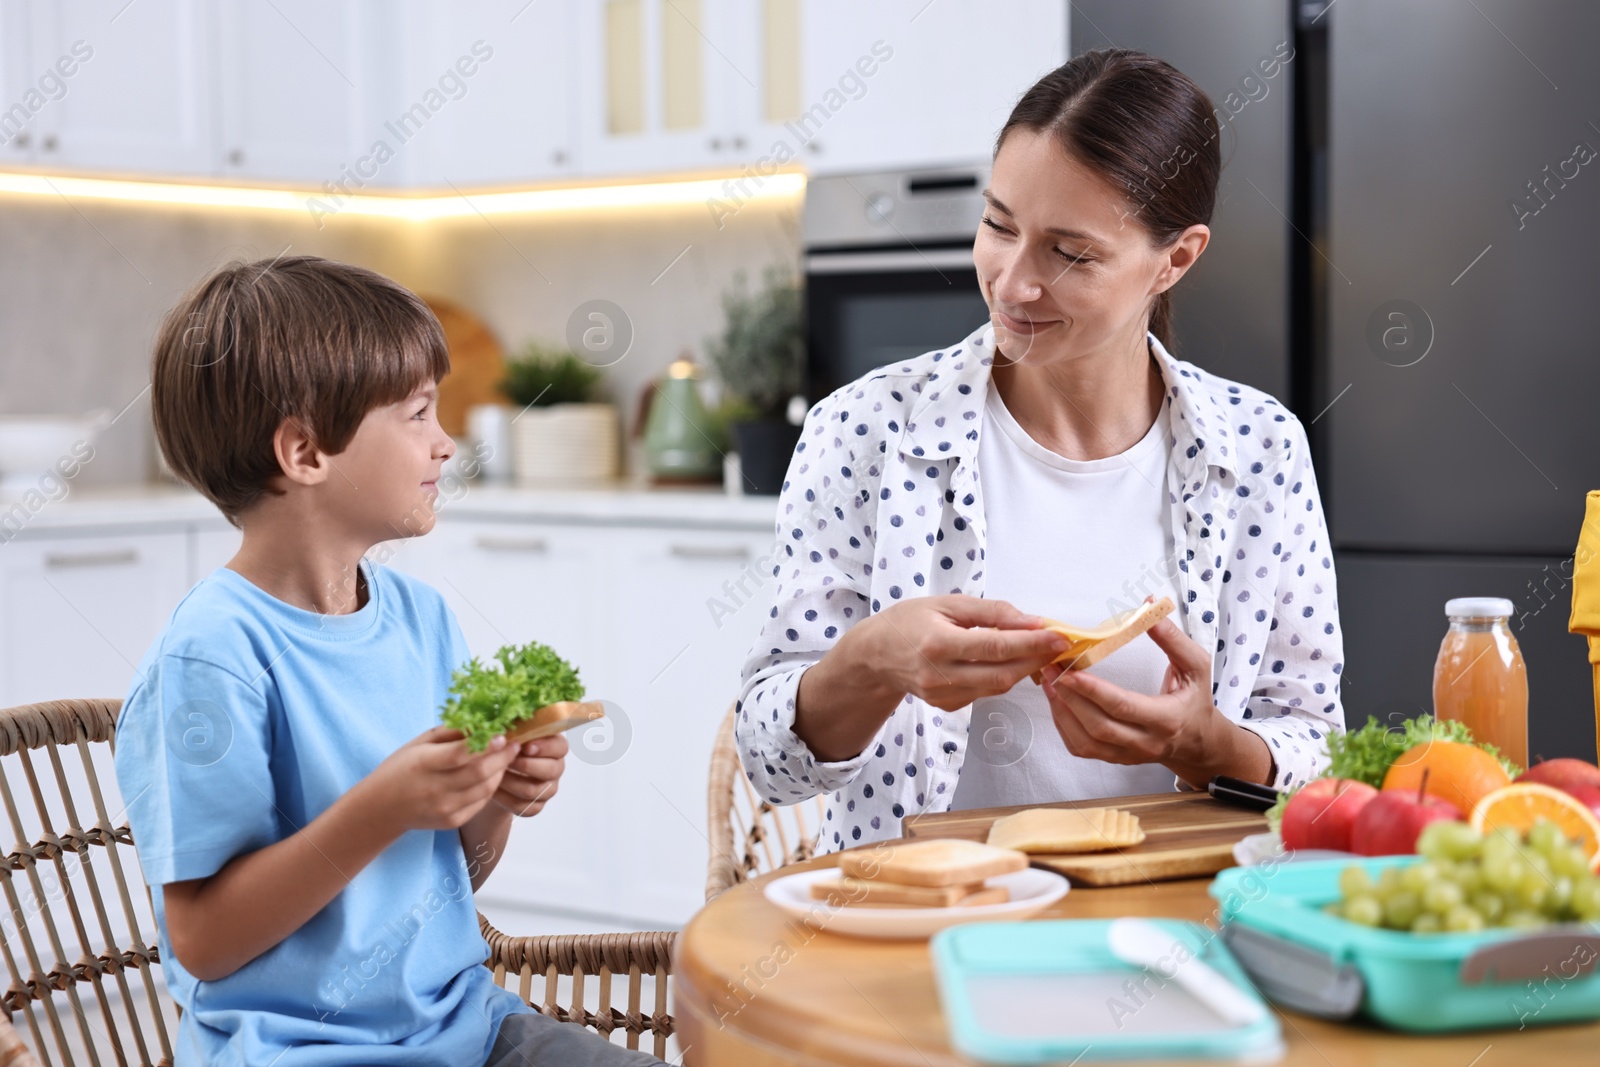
top-left (735, 320), bottom-right (1345, 853)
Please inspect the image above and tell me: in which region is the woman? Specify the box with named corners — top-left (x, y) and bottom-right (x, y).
top-left (736, 49), bottom-right (1343, 851)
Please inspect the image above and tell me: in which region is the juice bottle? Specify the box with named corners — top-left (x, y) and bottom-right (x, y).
top-left (1432, 597), bottom-right (1528, 767)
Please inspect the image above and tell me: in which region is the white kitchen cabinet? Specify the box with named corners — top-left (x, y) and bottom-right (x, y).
top-left (0, 529), bottom-right (190, 707)
top-left (400, 0), bottom-right (577, 187)
top-left (386, 515), bottom-right (775, 928)
top-left (575, 0), bottom-right (757, 177)
top-left (26, 0), bottom-right (213, 177)
top-left (396, 520), bottom-right (626, 914)
top-left (799, 0), bottom-right (1067, 173)
top-left (215, 0), bottom-right (397, 185)
top-left (0, 3), bottom-right (40, 166)
top-left (599, 525), bottom-right (774, 924)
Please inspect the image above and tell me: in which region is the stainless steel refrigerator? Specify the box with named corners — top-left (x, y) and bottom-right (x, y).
top-left (1071, 0), bottom-right (1600, 760)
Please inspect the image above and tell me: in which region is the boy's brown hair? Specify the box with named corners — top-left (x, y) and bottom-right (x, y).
top-left (151, 256), bottom-right (449, 524)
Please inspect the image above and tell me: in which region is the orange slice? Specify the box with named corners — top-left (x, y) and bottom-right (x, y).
top-left (1469, 783), bottom-right (1600, 870)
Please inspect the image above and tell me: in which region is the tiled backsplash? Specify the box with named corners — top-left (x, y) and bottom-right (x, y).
top-left (0, 186), bottom-right (802, 486)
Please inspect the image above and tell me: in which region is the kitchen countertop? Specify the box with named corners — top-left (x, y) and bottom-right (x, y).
top-left (0, 481), bottom-right (781, 535)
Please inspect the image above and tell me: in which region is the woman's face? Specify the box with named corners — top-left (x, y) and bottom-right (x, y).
top-left (973, 127), bottom-right (1208, 367)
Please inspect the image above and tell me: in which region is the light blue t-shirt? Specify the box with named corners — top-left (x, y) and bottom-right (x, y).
top-left (114, 557), bottom-right (533, 1066)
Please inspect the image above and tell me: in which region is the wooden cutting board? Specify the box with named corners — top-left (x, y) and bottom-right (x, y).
top-left (424, 295), bottom-right (506, 437)
top-left (903, 792), bottom-right (1268, 887)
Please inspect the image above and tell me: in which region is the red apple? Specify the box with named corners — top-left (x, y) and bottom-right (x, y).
top-left (1282, 778), bottom-right (1378, 852)
top-left (1518, 758), bottom-right (1600, 795)
top-left (1350, 790), bottom-right (1463, 856)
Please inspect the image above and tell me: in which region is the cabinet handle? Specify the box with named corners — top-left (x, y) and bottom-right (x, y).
top-left (731, 135), bottom-right (746, 150)
top-left (228, 147), bottom-right (244, 166)
top-left (552, 149), bottom-right (568, 165)
top-left (44, 549), bottom-right (139, 570)
top-left (12, 132), bottom-right (29, 149)
top-left (41, 135), bottom-right (57, 152)
top-left (474, 535), bottom-right (549, 553)
top-left (668, 544), bottom-right (751, 561)
top-left (707, 136), bottom-right (723, 151)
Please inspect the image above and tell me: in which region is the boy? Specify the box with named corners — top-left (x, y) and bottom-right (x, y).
top-left (115, 256), bottom-right (661, 1066)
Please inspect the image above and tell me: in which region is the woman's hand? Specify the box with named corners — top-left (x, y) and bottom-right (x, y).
top-left (488, 733), bottom-right (568, 818)
top-left (795, 594), bottom-right (1070, 762)
top-left (1040, 614), bottom-right (1274, 788)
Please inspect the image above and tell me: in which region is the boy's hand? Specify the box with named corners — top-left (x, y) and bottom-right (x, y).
top-left (490, 734), bottom-right (568, 818)
top-left (367, 726), bottom-right (522, 832)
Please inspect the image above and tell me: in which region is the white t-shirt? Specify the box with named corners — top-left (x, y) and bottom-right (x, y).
top-left (949, 380), bottom-right (1185, 810)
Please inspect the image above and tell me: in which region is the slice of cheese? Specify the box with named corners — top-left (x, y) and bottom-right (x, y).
top-left (1029, 596), bottom-right (1176, 684)
top-left (986, 806), bottom-right (1146, 854)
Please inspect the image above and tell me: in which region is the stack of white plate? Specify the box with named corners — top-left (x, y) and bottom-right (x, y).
top-left (510, 403), bottom-right (620, 488)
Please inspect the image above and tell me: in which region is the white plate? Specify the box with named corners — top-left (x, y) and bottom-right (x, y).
top-left (1233, 831), bottom-right (1358, 867)
top-left (763, 867), bottom-right (1069, 941)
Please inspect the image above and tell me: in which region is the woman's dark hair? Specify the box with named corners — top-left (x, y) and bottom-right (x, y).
top-left (996, 48), bottom-right (1222, 352)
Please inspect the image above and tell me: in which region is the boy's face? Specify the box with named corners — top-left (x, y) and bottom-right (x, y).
top-left (335, 380), bottom-right (455, 541)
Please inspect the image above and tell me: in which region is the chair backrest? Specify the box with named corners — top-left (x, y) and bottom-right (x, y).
top-left (705, 703), bottom-right (828, 901)
top-left (479, 917), bottom-right (675, 1060)
top-left (0, 698), bottom-right (174, 1067)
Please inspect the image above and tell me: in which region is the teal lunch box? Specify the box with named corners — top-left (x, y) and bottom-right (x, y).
top-left (1210, 857), bottom-right (1600, 1033)
top-left (930, 919), bottom-right (1284, 1064)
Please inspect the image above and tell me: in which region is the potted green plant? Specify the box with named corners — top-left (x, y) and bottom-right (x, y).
top-left (499, 342), bottom-right (619, 487)
top-left (706, 266), bottom-right (805, 494)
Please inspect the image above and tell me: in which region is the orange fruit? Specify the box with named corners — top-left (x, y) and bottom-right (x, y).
top-left (1470, 783), bottom-right (1600, 870)
top-left (1382, 739), bottom-right (1512, 813)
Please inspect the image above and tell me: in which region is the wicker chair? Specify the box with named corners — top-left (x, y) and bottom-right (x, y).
top-left (0, 698), bottom-right (675, 1065)
top-left (705, 702), bottom-right (828, 901)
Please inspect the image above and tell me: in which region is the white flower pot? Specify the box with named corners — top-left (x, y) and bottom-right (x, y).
top-left (510, 403), bottom-right (620, 487)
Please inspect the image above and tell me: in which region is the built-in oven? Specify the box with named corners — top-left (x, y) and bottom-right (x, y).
top-left (803, 163), bottom-right (993, 400)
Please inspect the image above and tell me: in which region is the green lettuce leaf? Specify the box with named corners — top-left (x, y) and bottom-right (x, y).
top-left (439, 641), bottom-right (585, 753)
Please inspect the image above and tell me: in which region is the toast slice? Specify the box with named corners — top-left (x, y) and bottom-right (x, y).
top-left (826, 885), bottom-right (1012, 909)
top-left (502, 700), bottom-right (606, 745)
top-left (837, 838), bottom-right (1029, 888)
top-left (808, 876), bottom-right (992, 907)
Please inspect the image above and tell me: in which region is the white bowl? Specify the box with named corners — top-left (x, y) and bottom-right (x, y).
top-left (1232, 831), bottom-right (1358, 867)
top-left (0, 412), bottom-right (110, 493)
top-left (763, 867), bottom-right (1069, 941)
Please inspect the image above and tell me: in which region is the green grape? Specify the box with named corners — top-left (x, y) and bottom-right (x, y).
top-left (1551, 844), bottom-right (1592, 881)
top-left (1383, 889), bottom-right (1423, 929)
top-left (1572, 877), bottom-right (1600, 921)
top-left (1401, 861), bottom-right (1443, 894)
top-left (1514, 870), bottom-right (1550, 910)
top-left (1546, 876), bottom-right (1575, 917)
top-left (1411, 913), bottom-right (1442, 934)
top-left (1339, 866), bottom-right (1376, 899)
top-left (1419, 821), bottom-right (1484, 862)
top-left (1504, 910), bottom-right (1549, 930)
top-left (1344, 895), bottom-right (1382, 927)
top-left (1377, 866), bottom-right (1405, 895)
top-left (1444, 904), bottom-right (1485, 933)
top-left (1527, 819), bottom-right (1566, 856)
top-left (1422, 879), bottom-right (1465, 915)
top-left (1468, 891), bottom-right (1505, 924)
top-left (1481, 852), bottom-right (1519, 893)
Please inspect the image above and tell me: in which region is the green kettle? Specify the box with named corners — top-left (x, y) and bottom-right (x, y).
top-left (643, 354), bottom-right (721, 482)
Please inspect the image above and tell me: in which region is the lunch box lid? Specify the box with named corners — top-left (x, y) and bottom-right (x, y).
top-left (930, 919), bottom-right (1284, 1063)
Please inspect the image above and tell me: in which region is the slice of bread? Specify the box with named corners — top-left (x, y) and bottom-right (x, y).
top-left (809, 876), bottom-right (989, 907)
top-left (986, 806), bottom-right (1146, 853)
top-left (837, 838), bottom-right (1030, 887)
top-left (827, 885), bottom-right (1012, 909)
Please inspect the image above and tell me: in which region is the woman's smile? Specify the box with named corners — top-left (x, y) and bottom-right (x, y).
top-left (992, 309), bottom-right (1062, 335)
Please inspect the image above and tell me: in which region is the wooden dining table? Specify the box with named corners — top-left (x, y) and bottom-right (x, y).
top-left (672, 795), bottom-right (1600, 1066)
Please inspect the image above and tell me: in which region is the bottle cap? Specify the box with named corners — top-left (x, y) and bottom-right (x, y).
top-left (1445, 597), bottom-right (1514, 619)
